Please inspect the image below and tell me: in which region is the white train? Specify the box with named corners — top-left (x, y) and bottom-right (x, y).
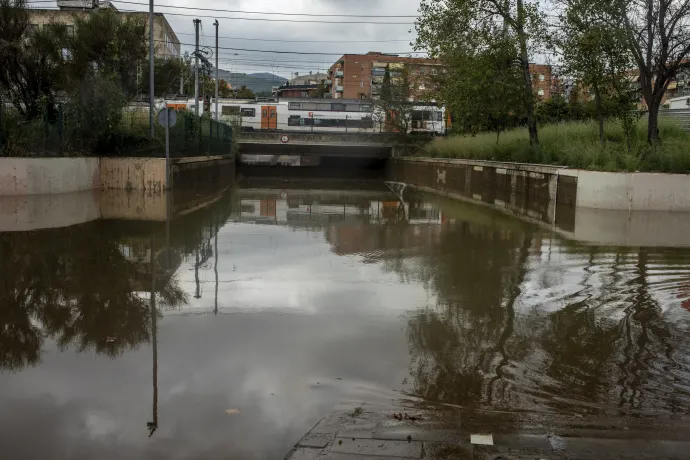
top-left (165, 98), bottom-right (449, 135)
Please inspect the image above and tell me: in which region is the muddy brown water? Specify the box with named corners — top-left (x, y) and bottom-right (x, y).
top-left (1, 180), bottom-right (690, 459)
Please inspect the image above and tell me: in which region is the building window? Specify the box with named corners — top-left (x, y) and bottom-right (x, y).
top-left (539, 74), bottom-right (545, 81)
top-left (241, 108), bottom-right (256, 117)
top-left (66, 25), bottom-right (74, 37)
top-left (222, 106), bottom-right (240, 115)
top-left (360, 80), bottom-right (364, 87)
top-left (538, 89), bottom-right (545, 96)
top-left (288, 102), bottom-right (301, 110)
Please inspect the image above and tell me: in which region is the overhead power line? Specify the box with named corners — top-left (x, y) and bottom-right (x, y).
top-left (111, 5), bottom-right (413, 24)
top-left (114, 0), bottom-right (419, 18)
top-left (162, 40), bottom-right (426, 56)
top-left (175, 32), bottom-right (412, 44)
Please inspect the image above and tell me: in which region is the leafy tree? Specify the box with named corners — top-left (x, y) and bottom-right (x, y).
top-left (559, 0), bottom-right (634, 145)
top-left (370, 64), bottom-right (415, 135)
top-left (416, 0), bottom-right (547, 145)
top-left (607, 0), bottom-right (690, 143)
top-left (0, 0), bottom-right (67, 119)
top-left (437, 35), bottom-right (526, 142)
top-left (235, 85), bottom-right (256, 99)
top-left (63, 8), bottom-right (147, 99)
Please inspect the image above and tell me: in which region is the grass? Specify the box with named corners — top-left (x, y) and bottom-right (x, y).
top-left (423, 119), bottom-right (690, 173)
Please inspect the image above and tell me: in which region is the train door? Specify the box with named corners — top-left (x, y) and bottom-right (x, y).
top-left (261, 106), bottom-right (277, 130)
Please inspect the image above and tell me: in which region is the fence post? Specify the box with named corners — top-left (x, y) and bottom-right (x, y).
top-left (209, 118), bottom-right (213, 155)
top-left (43, 107), bottom-right (48, 155)
top-left (58, 103), bottom-right (63, 156)
top-left (0, 95), bottom-right (4, 152)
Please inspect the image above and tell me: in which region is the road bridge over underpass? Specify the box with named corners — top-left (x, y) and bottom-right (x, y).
top-left (238, 131), bottom-right (401, 160)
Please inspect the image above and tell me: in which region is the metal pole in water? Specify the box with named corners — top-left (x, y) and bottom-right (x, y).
top-left (149, 0), bottom-right (155, 139)
top-left (214, 19), bottom-right (219, 121)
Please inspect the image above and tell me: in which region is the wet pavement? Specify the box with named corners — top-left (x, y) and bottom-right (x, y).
top-left (2, 179), bottom-right (690, 459)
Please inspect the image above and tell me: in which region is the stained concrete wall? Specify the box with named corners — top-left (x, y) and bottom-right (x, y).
top-left (100, 158), bottom-right (167, 191)
top-left (0, 158), bottom-right (100, 195)
top-left (393, 158), bottom-right (690, 212)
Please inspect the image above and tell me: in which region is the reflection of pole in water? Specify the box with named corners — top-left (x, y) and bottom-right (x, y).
top-left (194, 246), bottom-right (201, 299)
top-left (214, 215), bottom-right (219, 316)
top-left (147, 235), bottom-right (159, 437)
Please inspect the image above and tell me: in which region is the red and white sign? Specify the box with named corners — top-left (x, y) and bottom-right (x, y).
top-left (280, 135), bottom-right (290, 143)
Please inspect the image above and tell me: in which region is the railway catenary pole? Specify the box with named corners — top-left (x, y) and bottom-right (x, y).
top-left (214, 20), bottom-right (219, 121)
top-left (193, 19), bottom-right (201, 117)
top-left (148, 0), bottom-right (155, 139)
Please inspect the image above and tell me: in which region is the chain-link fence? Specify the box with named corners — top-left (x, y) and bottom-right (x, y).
top-left (0, 99), bottom-right (233, 158)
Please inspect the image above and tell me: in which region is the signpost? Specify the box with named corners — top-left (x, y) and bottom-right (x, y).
top-left (157, 107), bottom-right (177, 189)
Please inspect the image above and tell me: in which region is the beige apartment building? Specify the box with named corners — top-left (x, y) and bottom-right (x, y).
top-left (28, 1), bottom-right (180, 59)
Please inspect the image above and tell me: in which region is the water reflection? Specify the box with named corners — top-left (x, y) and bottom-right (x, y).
top-left (2, 183), bottom-right (690, 458)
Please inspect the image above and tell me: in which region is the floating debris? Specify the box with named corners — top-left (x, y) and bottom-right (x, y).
top-left (470, 434), bottom-right (494, 445)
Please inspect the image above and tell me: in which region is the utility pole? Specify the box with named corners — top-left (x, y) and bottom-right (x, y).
top-left (148, 0), bottom-right (155, 138)
top-left (193, 19), bottom-right (201, 117)
top-left (214, 19), bottom-right (219, 121)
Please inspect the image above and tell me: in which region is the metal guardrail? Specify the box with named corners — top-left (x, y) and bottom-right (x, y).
top-left (659, 109), bottom-right (690, 131)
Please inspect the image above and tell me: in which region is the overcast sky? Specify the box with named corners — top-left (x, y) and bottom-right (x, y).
top-left (115, 0), bottom-right (424, 78)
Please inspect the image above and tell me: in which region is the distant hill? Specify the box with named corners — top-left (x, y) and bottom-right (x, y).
top-left (212, 68), bottom-right (287, 94)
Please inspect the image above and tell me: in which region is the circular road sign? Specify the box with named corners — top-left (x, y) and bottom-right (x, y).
top-left (280, 135), bottom-right (290, 143)
top-left (157, 108), bottom-right (177, 128)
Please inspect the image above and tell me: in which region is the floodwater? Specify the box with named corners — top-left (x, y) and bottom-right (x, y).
top-left (2, 180), bottom-right (690, 459)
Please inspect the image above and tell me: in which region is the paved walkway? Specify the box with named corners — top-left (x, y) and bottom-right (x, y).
top-left (285, 402), bottom-right (690, 459)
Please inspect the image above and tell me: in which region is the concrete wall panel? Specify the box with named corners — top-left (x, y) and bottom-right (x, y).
top-left (100, 158), bottom-right (166, 191)
top-left (629, 173), bottom-right (690, 211)
top-left (0, 158), bottom-right (99, 195)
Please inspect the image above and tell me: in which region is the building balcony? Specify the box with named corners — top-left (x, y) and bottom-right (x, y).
top-left (324, 79), bottom-right (332, 85)
top-left (335, 71), bottom-right (344, 78)
top-left (335, 85), bottom-right (344, 92)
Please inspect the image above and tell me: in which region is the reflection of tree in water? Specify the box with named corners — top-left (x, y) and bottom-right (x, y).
top-left (399, 218), bottom-right (533, 407)
top-left (396, 209), bottom-right (690, 414)
top-left (0, 223), bottom-right (188, 372)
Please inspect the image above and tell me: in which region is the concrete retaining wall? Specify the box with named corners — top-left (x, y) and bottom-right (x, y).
top-left (0, 157), bottom-right (100, 195)
top-left (391, 157), bottom-right (690, 212)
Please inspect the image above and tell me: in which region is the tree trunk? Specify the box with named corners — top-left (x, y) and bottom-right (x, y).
top-left (516, 19), bottom-right (538, 145)
top-left (647, 97), bottom-right (660, 144)
top-left (594, 86), bottom-right (605, 146)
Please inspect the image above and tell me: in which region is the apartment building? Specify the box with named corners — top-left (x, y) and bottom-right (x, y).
top-left (28, 1), bottom-right (180, 59)
top-left (530, 64), bottom-right (553, 100)
top-left (327, 52), bottom-right (441, 100)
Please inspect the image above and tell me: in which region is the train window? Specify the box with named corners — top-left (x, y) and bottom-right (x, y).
top-left (241, 108), bottom-right (256, 117)
top-left (288, 116), bottom-right (301, 126)
top-left (434, 112), bottom-right (443, 121)
top-left (331, 103), bottom-right (346, 111)
top-left (222, 106), bottom-right (240, 115)
top-left (288, 102), bottom-right (301, 110)
top-left (301, 103), bottom-right (317, 111)
top-left (361, 105), bottom-right (372, 112)
top-left (317, 103), bottom-right (331, 111)
top-left (345, 104), bottom-right (360, 112)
